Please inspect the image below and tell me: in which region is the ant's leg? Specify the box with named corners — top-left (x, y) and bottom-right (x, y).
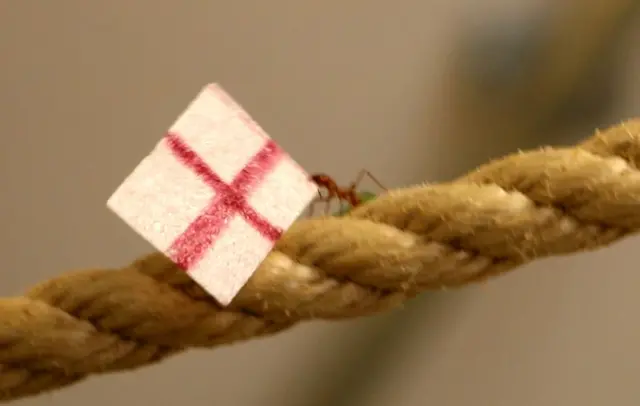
top-left (350, 169), bottom-right (387, 190)
top-left (324, 197), bottom-right (333, 215)
top-left (308, 190), bottom-right (327, 217)
top-left (364, 170), bottom-right (387, 190)
top-left (338, 198), bottom-right (351, 215)
top-left (350, 169), bottom-right (368, 189)
top-left (307, 201), bottom-right (316, 217)
top-left (310, 191), bottom-right (332, 216)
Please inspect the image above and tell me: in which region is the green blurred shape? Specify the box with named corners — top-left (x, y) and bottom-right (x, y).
top-left (334, 191), bottom-right (377, 216)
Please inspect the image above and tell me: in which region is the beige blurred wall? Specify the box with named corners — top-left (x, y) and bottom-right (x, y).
top-left (1, 1), bottom-right (639, 405)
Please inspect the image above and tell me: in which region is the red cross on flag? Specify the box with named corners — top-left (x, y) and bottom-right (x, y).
top-left (107, 84), bottom-right (318, 305)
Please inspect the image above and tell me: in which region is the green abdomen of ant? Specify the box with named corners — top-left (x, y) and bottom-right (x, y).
top-left (334, 191), bottom-right (377, 216)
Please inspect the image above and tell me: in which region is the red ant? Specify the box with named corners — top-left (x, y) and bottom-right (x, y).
top-left (308, 169), bottom-right (386, 216)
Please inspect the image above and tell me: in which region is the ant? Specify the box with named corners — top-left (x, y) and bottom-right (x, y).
top-left (308, 169), bottom-right (386, 216)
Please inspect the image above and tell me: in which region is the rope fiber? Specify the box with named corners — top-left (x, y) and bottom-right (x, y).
top-left (2, 119), bottom-right (640, 401)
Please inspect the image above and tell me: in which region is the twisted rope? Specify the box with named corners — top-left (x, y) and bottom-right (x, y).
top-left (2, 120), bottom-right (640, 401)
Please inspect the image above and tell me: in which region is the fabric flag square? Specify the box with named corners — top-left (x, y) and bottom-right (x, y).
top-left (107, 83), bottom-right (318, 305)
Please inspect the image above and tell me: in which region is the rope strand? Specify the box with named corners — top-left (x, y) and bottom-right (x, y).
top-left (2, 119), bottom-right (640, 401)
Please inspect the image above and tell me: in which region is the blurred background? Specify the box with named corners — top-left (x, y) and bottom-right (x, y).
top-left (1, 1), bottom-right (640, 405)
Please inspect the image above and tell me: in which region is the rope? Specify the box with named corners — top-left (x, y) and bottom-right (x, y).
top-left (2, 119), bottom-right (640, 402)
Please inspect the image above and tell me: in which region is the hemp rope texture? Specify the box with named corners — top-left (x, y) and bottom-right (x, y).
top-left (2, 119), bottom-right (640, 402)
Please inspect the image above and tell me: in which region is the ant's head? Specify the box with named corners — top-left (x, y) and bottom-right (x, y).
top-left (310, 173), bottom-right (332, 184)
